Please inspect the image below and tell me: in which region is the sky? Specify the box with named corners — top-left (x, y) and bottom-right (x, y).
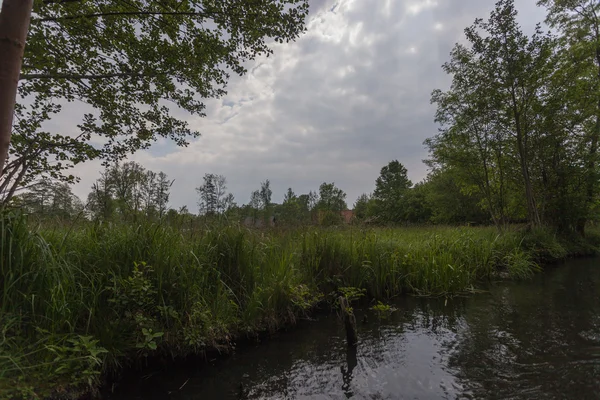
top-left (51, 0), bottom-right (547, 212)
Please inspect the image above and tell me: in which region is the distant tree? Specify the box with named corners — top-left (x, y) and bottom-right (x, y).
top-left (283, 187), bottom-right (296, 204)
top-left (107, 161), bottom-right (146, 217)
top-left (317, 182), bottom-right (347, 212)
top-left (403, 183), bottom-right (432, 224)
top-left (259, 179), bottom-right (272, 210)
top-left (249, 189), bottom-right (262, 222)
top-left (18, 178), bottom-right (83, 219)
top-left (308, 190), bottom-right (319, 211)
top-left (258, 179), bottom-right (273, 224)
top-left (353, 193), bottom-right (371, 221)
top-left (155, 172), bottom-right (173, 217)
top-left (142, 171), bottom-right (158, 216)
top-left (87, 169), bottom-right (115, 221)
top-left (196, 173), bottom-right (231, 216)
top-left (280, 187), bottom-right (301, 225)
top-left (371, 160), bottom-right (412, 223)
top-left (222, 193), bottom-right (236, 213)
top-left (316, 182), bottom-right (346, 225)
top-left (295, 193), bottom-right (312, 224)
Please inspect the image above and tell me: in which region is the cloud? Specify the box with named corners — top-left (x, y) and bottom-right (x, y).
top-left (63, 0), bottom-right (547, 211)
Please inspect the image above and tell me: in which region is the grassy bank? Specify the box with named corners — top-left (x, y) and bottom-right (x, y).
top-left (1, 214), bottom-right (599, 399)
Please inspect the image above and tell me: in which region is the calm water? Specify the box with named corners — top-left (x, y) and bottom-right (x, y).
top-left (108, 258), bottom-right (600, 400)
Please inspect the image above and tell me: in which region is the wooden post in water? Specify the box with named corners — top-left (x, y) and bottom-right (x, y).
top-left (339, 296), bottom-right (358, 347)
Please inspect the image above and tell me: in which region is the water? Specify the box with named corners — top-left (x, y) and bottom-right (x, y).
top-left (108, 258), bottom-right (600, 399)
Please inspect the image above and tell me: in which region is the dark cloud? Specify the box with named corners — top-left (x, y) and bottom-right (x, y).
top-left (63, 0), bottom-right (547, 210)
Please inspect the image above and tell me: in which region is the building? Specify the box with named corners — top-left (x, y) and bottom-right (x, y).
top-left (340, 210), bottom-right (354, 224)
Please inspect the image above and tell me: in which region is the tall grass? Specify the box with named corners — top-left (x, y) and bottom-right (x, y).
top-left (1, 214), bottom-right (598, 398)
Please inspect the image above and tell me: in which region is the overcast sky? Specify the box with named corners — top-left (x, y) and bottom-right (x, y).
top-left (56, 0), bottom-right (547, 211)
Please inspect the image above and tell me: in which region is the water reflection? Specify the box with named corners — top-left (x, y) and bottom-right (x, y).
top-left (341, 346), bottom-right (357, 397)
top-left (108, 258), bottom-right (600, 400)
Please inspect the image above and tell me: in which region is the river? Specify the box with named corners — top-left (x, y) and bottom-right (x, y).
top-left (107, 257), bottom-right (600, 399)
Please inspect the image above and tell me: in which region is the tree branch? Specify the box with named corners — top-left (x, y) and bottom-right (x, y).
top-left (42, 0), bottom-right (83, 4)
top-left (33, 10), bottom-right (207, 23)
top-left (19, 72), bottom-right (148, 80)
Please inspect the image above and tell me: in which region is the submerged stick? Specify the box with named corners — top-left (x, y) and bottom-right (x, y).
top-left (339, 296), bottom-right (358, 347)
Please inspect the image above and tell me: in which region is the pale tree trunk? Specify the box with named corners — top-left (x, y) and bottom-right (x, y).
top-left (0, 0), bottom-right (33, 178)
top-left (515, 126), bottom-right (541, 227)
top-left (576, 39), bottom-right (600, 236)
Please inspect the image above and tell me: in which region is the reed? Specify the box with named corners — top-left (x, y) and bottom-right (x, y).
top-left (1, 214), bottom-right (597, 398)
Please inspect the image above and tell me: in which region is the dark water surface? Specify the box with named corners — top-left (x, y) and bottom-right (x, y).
top-left (108, 258), bottom-right (600, 399)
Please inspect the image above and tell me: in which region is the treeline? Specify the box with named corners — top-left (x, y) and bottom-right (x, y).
top-left (8, 158), bottom-right (492, 227)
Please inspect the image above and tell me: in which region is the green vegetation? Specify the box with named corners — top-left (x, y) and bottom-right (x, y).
top-left (2, 0), bottom-right (600, 397)
top-left (2, 212), bottom-right (599, 398)
top-left (0, 0), bottom-right (310, 201)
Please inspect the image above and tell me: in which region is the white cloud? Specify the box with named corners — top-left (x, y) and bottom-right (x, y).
top-left (407, 0), bottom-right (438, 16)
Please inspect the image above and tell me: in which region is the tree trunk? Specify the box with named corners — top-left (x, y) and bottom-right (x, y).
top-left (518, 144), bottom-right (541, 226)
top-left (511, 88), bottom-right (541, 227)
top-left (0, 0), bottom-right (33, 177)
top-left (581, 48), bottom-right (600, 236)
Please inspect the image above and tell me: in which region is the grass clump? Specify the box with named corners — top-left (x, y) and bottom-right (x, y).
top-left (1, 213), bottom-right (598, 398)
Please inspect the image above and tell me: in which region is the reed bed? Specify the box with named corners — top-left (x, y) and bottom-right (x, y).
top-left (1, 213), bottom-right (598, 398)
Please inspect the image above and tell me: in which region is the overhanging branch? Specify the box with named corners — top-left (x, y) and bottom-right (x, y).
top-left (19, 72), bottom-right (148, 80)
top-left (33, 10), bottom-right (207, 23)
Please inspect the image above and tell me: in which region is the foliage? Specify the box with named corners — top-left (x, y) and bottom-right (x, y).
top-left (1, 211), bottom-right (598, 397)
top-left (12, 177), bottom-right (84, 219)
top-left (317, 182), bottom-right (347, 213)
top-left (370, 160), bottom-right (412, 223)
top-left (427, 0), bottom-right (599, 233)
top-left (2, 0), bottom-right (310, 200)
top-left (370, 301), bottom-right (397, 319)
top-left (338, 287), bottom-right (367, 303)
top-left (353, 193), bottom-right (371, 222)
top-left (86, 161), bottom-right (174, 221)
top-left (196, 173), bottom-right (234, 216)
top-left (422, 168), bottom-right (489, 225)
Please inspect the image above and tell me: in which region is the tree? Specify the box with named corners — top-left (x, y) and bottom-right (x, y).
top-left (17, 178), bottom-right (83, 219)
top-left (142, 170), bottom-right (158, 216)
top-left (283, 187), bottom-right (296, 204)
top-left (259, 179), bottom-right (272, 211)
top-left (0, 0), bottom-right (33, 174)
top-left (538, 0), bottom-right (600, 233)
top-left (280, 187), bottom-right (301, 225)
top-left (249, 189), bottom-right (261, 209)
top-left (196, 173), bottom-right (231, 216)
top-left (85, 162), bottom-right (171, 220)
top-left (222, 193), bottom-right (236, 213)
top-left (316, 182), bottom-right (346, 225)
top-left (353, 193), bottom-right (371, 221)
top-left (317, 182), bottom-right (347, 212)
top-left (87, 169), bottom-right (115, 221)
top-left (155, 171), bottom-right (173, 217)
top-left (296, 192), bottom-right (315, 224)
top-left (428, 0), bottom-right (554, 228)
top-left (371, 160), bottom-right (412, 223)
top-left (108, 161), bottom-right (146, 217)
top-left (423, 168), bottom-right (490, 225)
top-left (0, 0), bottom-right (310, 201)
top-left (403, 183), bottom-right (432, 224)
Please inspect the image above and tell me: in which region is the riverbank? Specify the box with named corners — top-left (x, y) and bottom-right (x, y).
top-left (1, 215), bottom-right (598, 399)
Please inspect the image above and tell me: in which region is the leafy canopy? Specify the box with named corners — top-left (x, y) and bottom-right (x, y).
top-left (3, 0), bottom-right (309, 203)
